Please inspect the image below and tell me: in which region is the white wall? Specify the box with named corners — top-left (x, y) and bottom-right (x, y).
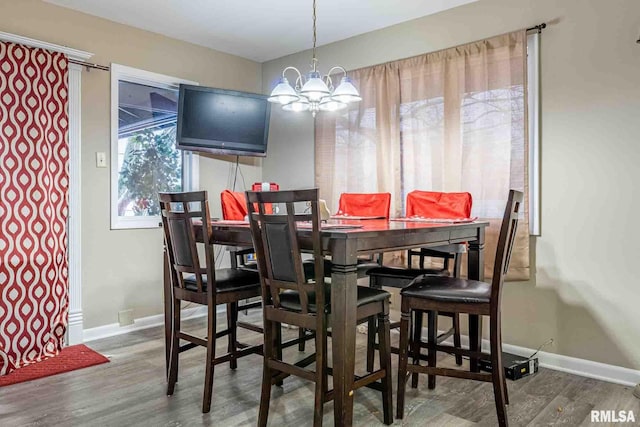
top-left (262, 0), bottom-right (640, 370)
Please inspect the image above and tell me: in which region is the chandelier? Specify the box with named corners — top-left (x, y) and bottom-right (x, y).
top-left (267, 0), bottom-right (361, 116)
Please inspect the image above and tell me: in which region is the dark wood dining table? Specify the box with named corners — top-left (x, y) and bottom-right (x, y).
top-left (163, 218), bottom-right (488, 426)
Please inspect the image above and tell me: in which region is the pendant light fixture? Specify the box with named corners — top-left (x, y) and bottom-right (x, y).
top-left (267, 0), bottom-right (361, 116)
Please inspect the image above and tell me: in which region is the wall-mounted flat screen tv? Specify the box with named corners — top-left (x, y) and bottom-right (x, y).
top-left (176, 84), bottom-right (271, 157)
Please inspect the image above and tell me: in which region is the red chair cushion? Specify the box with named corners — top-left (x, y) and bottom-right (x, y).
top-left (406, 191), bottom-right (472, 219)
top-left (221, 190), bottom-right (273, 220)
top-left (337, 193), bottom-right (391, 218)
top-left (221, 190), bottom-right (248, 220)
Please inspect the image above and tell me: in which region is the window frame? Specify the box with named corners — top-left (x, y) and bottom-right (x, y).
top-left (110, 64), bottom-right (199, 230)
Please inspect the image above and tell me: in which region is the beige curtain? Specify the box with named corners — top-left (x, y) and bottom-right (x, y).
top-left (316, 31), bottom-right (529, 280)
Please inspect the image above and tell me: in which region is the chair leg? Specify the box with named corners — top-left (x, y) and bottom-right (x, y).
top-left (258, 318), bottom-right (276, 427)
top-left (377, 305), bottom-right (393, 425)
top-left (202, 301), bottom-right (217, 413)
top-left (367, 278), bottom-right (381, 372)
top-left (503, 366), bottom-right (510, 405)
top-left (366, 317), bottom-right (377, 372)
top-left (500, 328), bottom-right (509, 405)
top-left (469, 314), bottom-right (482, 372)
top-left (453, 313), bottom-right (463, 366)
top-left (411, 310), bottom-right (423, 388)
top-left (313, 321), bottom-right (327, 426)
top-left (490, 315), bottom-right (509, 427)
top-left (427, 311), bottom-right (438, 390)
top-left (275, 322), bottom-right (283, 387)
top-left (166, 298), bottom-right (181, 396)
top-left (396, 303), bottom-right (411, 419)
top-left (227, 302), bottom-right (238, 370)
top-left (453, 253), bottom-right (462, 278)
top-left (298, 327), bottom-right (306, 351)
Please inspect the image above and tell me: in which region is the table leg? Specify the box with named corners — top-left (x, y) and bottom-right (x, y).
top-left (467, 226), bottom-right (485, 282)
top-left (468, 226), bottom-right (485, 372)
top-left (331, 239), bottom-right (358, 427)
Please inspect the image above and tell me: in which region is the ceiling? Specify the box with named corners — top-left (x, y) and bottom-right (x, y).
top-left (44, 0), bottom-right (478, 62)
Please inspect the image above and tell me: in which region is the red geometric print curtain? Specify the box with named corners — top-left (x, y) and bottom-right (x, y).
top-left (0, 42), bottom-right (69, 376)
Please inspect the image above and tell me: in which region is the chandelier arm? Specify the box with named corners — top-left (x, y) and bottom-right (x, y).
top-left (326, 66), bottom-right (348, 78)
top-left (282, 66), bottom-right (304, 90)
top-left (323, 66), bottom-right (348, 91)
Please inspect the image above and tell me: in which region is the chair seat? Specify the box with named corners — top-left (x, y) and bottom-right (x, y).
top-left (401, 275), bottom-right (490, 304)
top-left (356, 260), bottom-right (383, 274)
top-left (184, 268), bottom-right (260, 293)
top-left (279, 285), bottom-right (389, 313)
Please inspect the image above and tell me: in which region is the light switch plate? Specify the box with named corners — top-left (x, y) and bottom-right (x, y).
top-left (96, 152), bottom-right (107, 168)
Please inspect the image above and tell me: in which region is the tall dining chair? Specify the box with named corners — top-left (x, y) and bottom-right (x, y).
top-left (246, 189), bottom-right (394, 426)
top-left (223, 188), bottom-right (315, 351)
top-left (365, 190), bottom-right (472, 370)
top-left (159, 191), bottom-right (263, 413)
top-left (396, 190), bottom-right (523, 427)
top-left (405, 191), bottom-right (473, 274)
top-left (336, 192), bottom-right (391, 218)
top-left (220, 190), bottom-right (258, 270)
top-left (327, 192), bottom-right (391, 277)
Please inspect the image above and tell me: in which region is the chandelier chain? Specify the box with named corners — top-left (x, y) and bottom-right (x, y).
top-left (312, 0), bottom-right (317, 65)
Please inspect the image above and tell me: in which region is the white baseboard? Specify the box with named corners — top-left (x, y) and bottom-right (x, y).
top-left (381, 322), bottom-right (640, 388)
top-left (501, 342), bottom-right (640, 387)
top-left (83, 306), bottom-right (213, 342)
top-left (433, 329), bottom-right (640, 387)
top-left (66, 310), bottom-right (84, 345)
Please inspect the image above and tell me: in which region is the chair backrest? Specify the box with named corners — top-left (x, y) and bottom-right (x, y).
top-left (490, 190), bottom-right (524, 308)
top-left (159, 191), bottom-right (214, 293)
top-left (337, 192), bottom-right (391, 218)
top-left (246, 189), bottom-right (325, 317)
top-left (406, 191), bottom-right (472, 218)
top-left (221, 190), bottom-right (247, 220)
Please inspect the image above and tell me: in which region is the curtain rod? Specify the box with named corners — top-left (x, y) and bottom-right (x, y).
top-left (67, 24), bottom-right (545, 71)
top-left (526, 23), bottom-right (547, 33)
top-left (346, 23), bottom-right (547, 75)
top-left (68, 58), bottom-right (110, 72)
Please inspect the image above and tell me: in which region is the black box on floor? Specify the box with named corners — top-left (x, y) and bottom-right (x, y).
top-left (479, 352), bottom-right (538, 380)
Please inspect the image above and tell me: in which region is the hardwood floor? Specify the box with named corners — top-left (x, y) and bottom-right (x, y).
top-left (1, 313), bottom-right (637, 426)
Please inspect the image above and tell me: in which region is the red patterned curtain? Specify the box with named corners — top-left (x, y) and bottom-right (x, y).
top-left (0, 42), bottom-right (69, 376)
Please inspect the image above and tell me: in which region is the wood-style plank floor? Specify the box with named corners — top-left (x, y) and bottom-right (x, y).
top-left (1, 313), bottom-right (638, 426)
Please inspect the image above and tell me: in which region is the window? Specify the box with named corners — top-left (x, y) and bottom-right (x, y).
top-left (110, 64), bottom-right (199, 229)
top-left (316, 31), bottom-right (533, 279)
top-left (318, 31), bottom-right (541, 232)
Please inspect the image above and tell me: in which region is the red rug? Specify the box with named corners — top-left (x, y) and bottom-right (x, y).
top-left (0, 344), bottom-right (109, 387)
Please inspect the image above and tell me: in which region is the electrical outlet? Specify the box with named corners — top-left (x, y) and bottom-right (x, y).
top-left (118, 309), bottom-right (134, 327)
top-left (96, 152), bottom-right (107, 168)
